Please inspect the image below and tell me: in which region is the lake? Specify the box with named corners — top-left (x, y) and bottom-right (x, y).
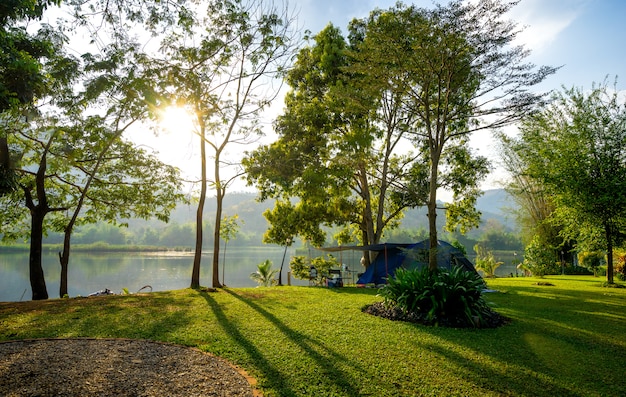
top-left (0, 247), bottom-right (308, 302)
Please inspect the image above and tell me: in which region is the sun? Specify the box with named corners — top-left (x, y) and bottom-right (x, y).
top-left (159, 105), bottom-right (196, 134)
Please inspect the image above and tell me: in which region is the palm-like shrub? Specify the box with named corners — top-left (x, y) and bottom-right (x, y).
top-left (474, 244), bottom-right (503, 278)
top-left (250, 260), bottom-right (278, 287)
top-left (379, 267), bottom-right (489, 327)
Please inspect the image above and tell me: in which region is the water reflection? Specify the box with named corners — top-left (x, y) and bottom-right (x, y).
top-left (0, 248), bottom-right (306, 302)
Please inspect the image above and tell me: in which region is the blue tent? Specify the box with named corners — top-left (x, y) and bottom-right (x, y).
top-left (322, 240), bottom-right (476, 285)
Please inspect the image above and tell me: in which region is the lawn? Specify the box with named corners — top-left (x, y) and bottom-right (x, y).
top-left (1, 275), bottom-right (625, 396)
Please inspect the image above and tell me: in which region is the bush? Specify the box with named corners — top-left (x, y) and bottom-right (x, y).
top-left (614, 251), bottom-right (626, 281)
top-left (578, 251), bottom-right (606, 277)
top-left (289, 255), bottom-right (340, 286)
top-left (563, 266), bottom-right (593, 275)
top-left (378, 267), bottom-right (492, 328)
top-left (522, 236), bottom-right (560, 277)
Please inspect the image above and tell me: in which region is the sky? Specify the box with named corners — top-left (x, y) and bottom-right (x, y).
top-left (294, 0), bottom-right (626, 189)
top-left (148, 0), bottom-right (626, 195)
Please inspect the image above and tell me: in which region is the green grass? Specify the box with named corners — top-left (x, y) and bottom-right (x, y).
top-left (1, 276), bottom-right (625, 396)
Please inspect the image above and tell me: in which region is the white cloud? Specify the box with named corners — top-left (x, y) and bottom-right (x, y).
top-left (508, 0), bottom-right (588, 53)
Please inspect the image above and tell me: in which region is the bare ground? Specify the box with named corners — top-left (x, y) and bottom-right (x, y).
top-left (0, 339), bottom-right (259, 397)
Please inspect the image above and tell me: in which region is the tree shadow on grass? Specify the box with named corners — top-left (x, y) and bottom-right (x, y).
top-left (203, 288), bottom-right (367, 397)
top-left (405, 288), bottom-right (626, 396)
top-left (200, 292), bottom-right (293, 396)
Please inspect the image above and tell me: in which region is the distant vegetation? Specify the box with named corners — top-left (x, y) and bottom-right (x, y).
top-left (14, 190), bottom-right (522, 256)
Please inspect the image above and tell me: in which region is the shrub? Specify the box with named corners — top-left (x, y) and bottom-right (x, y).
top-left (522, 236), bottom-right (560, 277)
top-left (614, 251), bottom-right (626, 281)
top-left (289, 255), bottom-right (340, 286)
top-left (578, 251), bottom-right (606, 277)
top-left (563, 265), bottom-right (593, 275)
top-left (250, 260), bottom-right (278, 287)
top-left (378, 267), bottom-right (490, 327)
top-left (474, 244), bottom-right (503, 277)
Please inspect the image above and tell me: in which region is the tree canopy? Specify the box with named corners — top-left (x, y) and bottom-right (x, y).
top-left (246, 0), bottom-right (556, 271)
top-left (516, 80), bottom-right (626, 284)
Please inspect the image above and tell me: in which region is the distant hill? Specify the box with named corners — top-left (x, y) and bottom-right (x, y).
top-left (120, 188), bottom-right (519, 243)
top-left (476, 189), bottom-right (518, 230)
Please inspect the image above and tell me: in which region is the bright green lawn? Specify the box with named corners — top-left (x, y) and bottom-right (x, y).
top-left (1, 275), bottom-right (625, 396)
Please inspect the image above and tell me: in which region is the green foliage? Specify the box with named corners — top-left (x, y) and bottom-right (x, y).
top-left (518, 79), bottom-right (626, 284)
top-left (615, 250), bottom-right (626, 281)
top-left (289, 254), bottom-right (340, 286)
top-left (563, 265), bottom-right (593, 276)
top-left (521, 235), bottom-right (560, 277)
top-left (379, 267), bottom-right (489, 327)
top-left (578, 251), bottom-right (606, 277)
top-left (249, 260), bottom-right (278, 287)
top-left (473, 244), bottom-right (503, 277)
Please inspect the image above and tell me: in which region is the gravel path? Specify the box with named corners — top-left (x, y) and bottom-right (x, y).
top-left (0, 339), bottom-right (258, 397)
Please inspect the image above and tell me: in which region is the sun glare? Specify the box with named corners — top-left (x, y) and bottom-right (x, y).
top-left (159, 105), bottom-right (195, 134)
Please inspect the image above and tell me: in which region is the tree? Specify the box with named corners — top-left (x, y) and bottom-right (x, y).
top-left (356, 1), bottom-right (557, 271)
top-left (0, 108), bottom-right (183, 299)
top-left (1, 0), bottom-right (62, 196)
top-left (153, 0), bottom-right (299, 289)
top-left (495, 130), bottom-right (575, 266)
top-left (518, 80), bottom-right (626, 284)
top-left (244, 23), bottom-right (429, 260)
top-left (220, 214), bottom-right (242, 286)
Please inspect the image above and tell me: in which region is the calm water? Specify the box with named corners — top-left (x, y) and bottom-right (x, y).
top-left (0, 247), bottom-right (306, 302)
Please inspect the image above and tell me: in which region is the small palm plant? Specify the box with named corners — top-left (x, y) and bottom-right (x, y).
top-left (250, 260), bottom-right (278, 287)
top-left (474, 244), bottom-right (503, 278)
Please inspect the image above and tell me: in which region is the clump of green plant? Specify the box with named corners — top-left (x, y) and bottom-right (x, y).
top-left (250, 260), bottom-right (278, 287)
top-left (615, 252), bottom-right (626, 281)
top-left (521, 236), bottom-right (560, 277)
top-left (474, 244), bottom-right (503, 278)
top-left (289, 255), bottom-right (339, 286)
top-left (378, 267), bottom-right (491, 327)
top-left (578, 251), bottom-right (606, 277)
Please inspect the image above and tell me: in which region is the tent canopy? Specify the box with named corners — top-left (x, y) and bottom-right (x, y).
top-left (321, 240), bottom-right (477, 285)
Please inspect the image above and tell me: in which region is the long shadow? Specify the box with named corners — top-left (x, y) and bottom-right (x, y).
top-left (221, 288), bottom-right (366, 397)
top-left (200, 292), bottom-right (294, 396)
top-left (406, 287), bottom-right (626, 396)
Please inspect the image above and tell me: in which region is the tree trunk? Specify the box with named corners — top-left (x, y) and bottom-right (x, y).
top-left (59, 248), bottom-right (69, 298)
top-left (211, 183), bottom-right (224, 288)
top-left (29, 208), bottom-right (49, 300)
top-left (278, 243), bottom-right (289, 286)
top-left (427, 148), bottom-right (441, 272)
top-left (191, 126), bottom-right (207, 289)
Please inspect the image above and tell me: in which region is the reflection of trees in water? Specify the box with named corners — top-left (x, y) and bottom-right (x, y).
top-left (0, 247), bottom-right (303, 300)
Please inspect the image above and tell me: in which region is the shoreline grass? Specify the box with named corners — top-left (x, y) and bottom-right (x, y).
top-left (1, 276), bottom-right (625, 396)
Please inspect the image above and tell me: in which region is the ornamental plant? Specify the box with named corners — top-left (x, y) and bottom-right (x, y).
top-left (379, 266), bottom-right (489, 327)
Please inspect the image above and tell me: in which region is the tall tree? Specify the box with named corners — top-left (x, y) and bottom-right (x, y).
top-left (517, 80), bottom-right (626, 284)
top-left (495, 131), bottom-right (574, 266)
top-left (356, 1), bottom-right (557, 270)
top-left (0, 105), bottom-right (183, 300)
top-left (154, 0), bottom-right (299, 288)
top-left (244, 24), bottom-right (428, 260)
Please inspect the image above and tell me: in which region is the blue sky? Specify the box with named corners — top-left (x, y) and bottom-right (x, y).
top-left (292, 0), bottom-right (625, 190)
top-left (141, 0), bottom-right (626, 193)
top-left (296, 0), bottom-right (626, 93)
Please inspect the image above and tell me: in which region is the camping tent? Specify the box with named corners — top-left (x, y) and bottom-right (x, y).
top-left (321, 240), bottom-right (477, 285)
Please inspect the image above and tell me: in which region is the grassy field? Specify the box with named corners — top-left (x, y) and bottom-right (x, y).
top-left (1, 276), bottom-right (625, 396)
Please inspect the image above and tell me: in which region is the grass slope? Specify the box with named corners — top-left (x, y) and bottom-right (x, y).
top-left (1, 276), bottom-right (625, 396)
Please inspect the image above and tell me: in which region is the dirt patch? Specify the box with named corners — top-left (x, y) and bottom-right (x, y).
top-left (0, 338), bottom-right (259, 396)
